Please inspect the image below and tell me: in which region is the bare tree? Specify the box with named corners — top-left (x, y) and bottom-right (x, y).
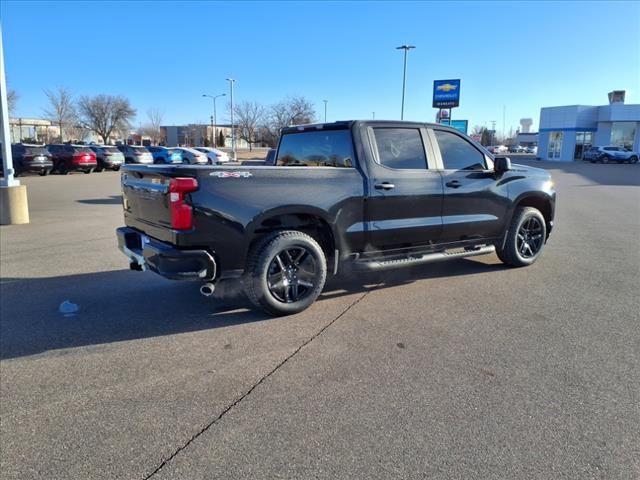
top-left (234, 100), bottom-right (265, 151)
top-left (43, 87), bottom-right (77, 142)
top-left (8, 89), bottom-right (18, 114)
top-left (264, 96), bottom-right (316, 146)
top-left (142, 108), bottom-right (164, 145)
top-left (77, 94), bottom-right (136, 144)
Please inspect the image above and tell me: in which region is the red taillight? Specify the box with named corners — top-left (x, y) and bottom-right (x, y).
top-left (169, 177), bottom-right (198, 230)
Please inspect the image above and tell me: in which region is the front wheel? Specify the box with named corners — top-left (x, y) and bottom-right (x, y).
top-left (496, 207), bottom-right (547, 267)
top-left (244, 230), bottom-right (327, 316)
top-left (630, 156), bottom-right (638, 164)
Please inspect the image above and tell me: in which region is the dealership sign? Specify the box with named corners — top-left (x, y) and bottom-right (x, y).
top-left (433, 79), bottom-right (461, 108)
top-left (438, 118), bottom-right (468, 135)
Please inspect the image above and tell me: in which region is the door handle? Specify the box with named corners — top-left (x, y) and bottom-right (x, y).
top-left (374, 182), bottom-right (395, 190)
top-left (446, 180), bottom-right (462, 188)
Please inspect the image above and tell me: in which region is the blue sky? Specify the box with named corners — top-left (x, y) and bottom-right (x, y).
top-left (2, 0), bottom-right (639, 135)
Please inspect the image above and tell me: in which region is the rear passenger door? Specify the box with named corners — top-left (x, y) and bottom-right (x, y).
top-left (364, 126), bottom-right (443, 252)
top-left (430, 128), bottom-right (509, 244)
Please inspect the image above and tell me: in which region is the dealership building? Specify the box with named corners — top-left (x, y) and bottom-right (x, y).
top-left (537, 91), bottom-right (639, 161)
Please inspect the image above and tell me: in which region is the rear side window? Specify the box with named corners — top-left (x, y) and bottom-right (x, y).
top-left (434, 130), bottom-right (486, 170)
top-left (277, 130), bottom-right (354, 167)
top-left (371, 128), bottom-right (427, 169)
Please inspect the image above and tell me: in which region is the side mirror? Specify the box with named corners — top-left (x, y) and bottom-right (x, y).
top-left (494, 156), bottom-right (511, 173)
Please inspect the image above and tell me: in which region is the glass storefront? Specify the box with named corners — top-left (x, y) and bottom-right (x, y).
top-left (548, 132), bottom-right (563, 160)
top-left (574, 131), bottom-right (593, 159)
top-left (610, 122), bottom-right (636, 150)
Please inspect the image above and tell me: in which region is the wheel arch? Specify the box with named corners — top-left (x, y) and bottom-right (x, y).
top-left (512, 193), bottom-right (554, 231)
top-left (247, 207), bottom-right (338, 272)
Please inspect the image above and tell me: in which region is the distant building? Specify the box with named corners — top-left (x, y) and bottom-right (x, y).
top-left (516, 132), bottom-right (538, 147)
top-left (537, 91), bottom-right (639, 161)
top-left (161, 124), bottom-right (249, 148)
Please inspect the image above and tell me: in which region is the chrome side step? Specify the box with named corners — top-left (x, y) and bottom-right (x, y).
top-left (353, 245), bottom-right (495, 272)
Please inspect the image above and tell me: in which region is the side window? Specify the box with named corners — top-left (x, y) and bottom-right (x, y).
top-left (434, 130), bottom-right (486, 170)
top-left (372, 128), bottom-right (427, 169)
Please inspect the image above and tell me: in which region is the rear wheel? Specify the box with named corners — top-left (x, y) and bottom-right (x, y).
top-left (630, 156), bottom-right (638, 164)
top-left (39, 169), bottom-right (50, 176)
top-left (496, 206), bottom-right (547, 267)
top-left (244, 230), bottom-right (327, 316)
top-left (84, 168), bottom-right (94, 174)
top-left (59, 164), bottom-right (69, 175)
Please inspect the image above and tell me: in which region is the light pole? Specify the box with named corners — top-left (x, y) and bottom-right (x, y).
top-left (396, 44), bottom-right (415, 120)
top-left (226, 78), bottom-right (236, 160)
top-left (202, 93), bottom-right (225, 148)
top-left (323, 100), bottom-right (328, 122)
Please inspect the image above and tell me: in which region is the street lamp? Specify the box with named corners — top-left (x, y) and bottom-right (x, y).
top-left (323, 100), bottom-right (328, 122)
top-left (226, 78), bottom-right (236, 161)
top-left (396, 44), bottom-right (415, 120)
top-left (202, 93), bottom-right (225, 147)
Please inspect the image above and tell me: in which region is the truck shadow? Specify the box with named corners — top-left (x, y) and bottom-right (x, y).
top-left (0, 257), bottom-right (502, 360)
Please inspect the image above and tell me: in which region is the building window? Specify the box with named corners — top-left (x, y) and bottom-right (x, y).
top-left (548, 132), bottom-right (563, 160)
top-left (610, 122), bottom-right (636, 150)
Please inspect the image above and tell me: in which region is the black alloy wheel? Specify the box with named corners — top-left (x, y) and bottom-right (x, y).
top-left (245, 230), bottom-right (328, 316)
top-left (516, 216), bottom-right (544, 259)
top-left (267, 247), bottom-right (317, 303)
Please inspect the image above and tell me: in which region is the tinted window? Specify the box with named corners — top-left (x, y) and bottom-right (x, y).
top-left (603, 147), bottom-right (620, 151)
top-left (148, 147), bottom-right (159, 152)
top-left (372, 128), bottom-right (426, 169)
top-left (73, 147), bottom-right (92, 153)
top-left (277, 130), bottom-right (354, 168)
top-left (434, 130), bottom-right (486, 170)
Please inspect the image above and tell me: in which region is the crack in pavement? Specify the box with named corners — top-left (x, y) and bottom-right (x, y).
top-left (142, 288), bottom-right (374, 479)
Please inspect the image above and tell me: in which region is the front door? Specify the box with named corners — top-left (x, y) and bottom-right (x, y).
top-left (363, 126), bottom-right (443, 252)
top-left (430, 128), bottom-right (509, 245)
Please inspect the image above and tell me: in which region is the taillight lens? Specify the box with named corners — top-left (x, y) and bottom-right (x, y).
top-left (169, 177), bottom-right (198, 230)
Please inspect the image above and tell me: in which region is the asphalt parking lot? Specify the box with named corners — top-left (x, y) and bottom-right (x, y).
top-left (1, 160), bottom-right (639, 479)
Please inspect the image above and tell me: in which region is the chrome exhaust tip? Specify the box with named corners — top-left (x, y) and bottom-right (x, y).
top-left (199, 283), bottom-right (216, 297)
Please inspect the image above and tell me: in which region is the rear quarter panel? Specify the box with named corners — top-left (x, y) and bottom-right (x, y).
top-left (189, 166), bottom-right (366, 272)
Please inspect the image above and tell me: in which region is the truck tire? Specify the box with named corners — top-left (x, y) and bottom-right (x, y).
top-left (496, 206), bottom-right (547, 267)
top-left (245, 230), bottom-right (327, 316)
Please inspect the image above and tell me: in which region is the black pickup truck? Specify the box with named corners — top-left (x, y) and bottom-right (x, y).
top-left (117, 121), bottom-right (555, 315)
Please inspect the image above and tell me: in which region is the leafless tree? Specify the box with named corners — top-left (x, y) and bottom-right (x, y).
top-left (263, 96), bottom-right (316, 146)
top-left (234, 100), bottom-right (265, 151)
top-left (77, 94), bottom-right (136, 144)
top-left (43, 87), bottom-right (77, 142)
top-left (142, 108), bottom-right (164, 145)
top-left (7, 89), bottom-right (18, 114)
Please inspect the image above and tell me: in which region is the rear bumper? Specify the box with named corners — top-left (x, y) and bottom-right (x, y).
top-left (116, 227), bottom-right (216, 281)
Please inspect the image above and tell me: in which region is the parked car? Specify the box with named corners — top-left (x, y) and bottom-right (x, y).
top-left (487, 145), bottom-right (508, 154)
top-left (525, 146), bottom-right (538, 155)
top-left (583, 146), bottom-right (639, 164)
top-left (46, 144), bottom-right (97, 174)
top-left (173, 147), bottom-right (209, 165)
top-left (509, 145), bottom-right (525, 153)
top-left (0, 143), bottom-right (53, 176)
top-left (265, 148), bottom-right (277, 166)
top-left (89, 145), bottom-right (125, 171)
top-left (193, 147), bottom-right (230, 164)
top-left (117, 120), bottom-right (556, 316)
top-left (147, 146), bottom-right (183, 164)
top-left (116, 145), bottom-right (153, 164)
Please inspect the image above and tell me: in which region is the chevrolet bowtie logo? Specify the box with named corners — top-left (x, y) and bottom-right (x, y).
top-left (436, 83), bottom-right (458, 92)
